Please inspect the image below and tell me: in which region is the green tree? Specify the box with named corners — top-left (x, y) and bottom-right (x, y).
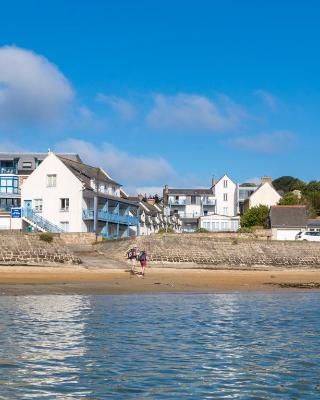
top-left (278, 192), bottom-right (301, 205)
top-left (240, 205), bottom-right (269, 228)
top-left (272, 176), bottom-right (305, 193)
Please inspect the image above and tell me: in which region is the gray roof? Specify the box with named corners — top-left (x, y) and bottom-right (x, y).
top-left (58, 156), bottom-right (121, 189)
top-left (167, 188), bottom-right (213, 195)
top-left (0, 152), bottom-right (81, 162)
top-left (307, 219), bottom-right (320, 228)
top-left (269, 206), bottom-right (307, 228)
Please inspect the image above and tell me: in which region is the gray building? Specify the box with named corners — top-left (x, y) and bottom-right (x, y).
top-left (0, 152), bottom-right (80, 213)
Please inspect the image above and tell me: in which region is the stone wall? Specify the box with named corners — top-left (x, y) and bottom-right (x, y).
top-left (60, 232), bottom-right (103, 245)
top-left (0, 232), bottom-right (81, 266)
top-left (97, 233), bottom-right (320, 269)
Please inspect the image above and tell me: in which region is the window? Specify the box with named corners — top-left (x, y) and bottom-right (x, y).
top-left (60, 198), bottom-right (69, 211)
top-left (223, 193), bottom-right (228, 201)
top-left (34, 199), bottom-right (43, 212)
top-left (191, 196), bottom-right (196, 205)
top-left (223, 180), bottom-right (228, 188)
top-left (223, 207), bottom-right (228, 215)
top-left (60, 221), bottom-right (69, 232)
top-left (47, 174), bottom-right (56, 187)
top-left (175, 195), bottom-right (179, 201)
top-left (22, 161), bottom-right (32, 169)
top-left (174, 209), bottom-right (178, 214)
top-left (0, 177), bottom-right (19, 194)
top-left (204, 210), bottom-right (208, 216)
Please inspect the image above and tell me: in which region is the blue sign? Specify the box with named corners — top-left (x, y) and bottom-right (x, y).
top-left (11, 208), bottom-right (22, 218)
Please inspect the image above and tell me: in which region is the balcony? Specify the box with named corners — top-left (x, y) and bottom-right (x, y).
top-left (83, 208), bottom-right (138, 226)
top-left (0, 168), bottom-right (17, 174)
top-left (202, 200), bottom-right (216, 206)
top-left (169, 200), bottom-right (186, 206)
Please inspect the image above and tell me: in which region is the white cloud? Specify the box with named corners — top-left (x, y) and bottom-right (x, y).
top-left (0, 46), bottom-right (74, 128)
top-left (97, 93), bottom-right (136, 121)
top-left (145, 93), bottom-right (246, 132)
top-left (254, 89), bottom-right (278, 111)
top-left (54, 139), bottom-right (175, 187)
top-left (229, 130), bottom-right (296, 154)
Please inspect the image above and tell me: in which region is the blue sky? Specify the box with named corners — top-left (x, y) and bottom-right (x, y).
top-left (0, 1), bottom-right (319, 193)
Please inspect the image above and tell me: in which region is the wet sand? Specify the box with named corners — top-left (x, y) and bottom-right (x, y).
top-left (0, 266), bottom-right (320, 295)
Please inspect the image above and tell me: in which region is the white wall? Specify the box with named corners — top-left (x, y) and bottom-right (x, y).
top-left (272, 228), bottom-right (301, 241)
top-left (199, 214), bottom-right (240, 231)
top-left (21, 153), bottom-right (85, 232)
top-left (215, 175), bottom-right (237, 216)
top-left (250, 182), bottom-right (281, 208)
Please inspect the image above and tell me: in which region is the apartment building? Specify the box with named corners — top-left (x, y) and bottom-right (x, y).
top-left (163, 175), bottom-right (238, 232)
top-left (20, 152), bottom-right (139, 238)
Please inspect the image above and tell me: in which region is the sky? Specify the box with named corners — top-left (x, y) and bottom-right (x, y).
top-left (0, 0), bottom-right (319, 194)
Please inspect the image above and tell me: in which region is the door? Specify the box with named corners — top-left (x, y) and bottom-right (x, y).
top-left (24, 200), bottom-right (32, 210)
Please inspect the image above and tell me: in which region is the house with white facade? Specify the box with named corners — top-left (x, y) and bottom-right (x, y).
top-left (269, 205), bottom-right (307, 240)
top-left (244, 176), bottom-right (281, 211)
top-left (128, 196), bottom-right (182, 235)
top-left (0, 152), bottom-right (80, 230)
top-left (20, 152), bottom-right (139, 238)
top-left (163, 174), bottom-right (239, 232)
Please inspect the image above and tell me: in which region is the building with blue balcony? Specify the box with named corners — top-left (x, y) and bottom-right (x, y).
top-left (0, 153), bottom-right (81, 213)
top-left (20, 152), bottom-right (139, 238)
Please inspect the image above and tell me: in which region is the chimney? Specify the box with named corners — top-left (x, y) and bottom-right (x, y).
top-left (261, 176), bottom-right (272, 185)
top-left (164, 184), bottom-right (169, 194)
top-left (147, 198), bottom-right (156, 205)
top-left (138, 194), bottom-right (144, 201)
top-left (211, 175), bottom-right (216, 187)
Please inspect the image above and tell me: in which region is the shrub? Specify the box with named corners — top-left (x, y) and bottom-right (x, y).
top-left (39, 233), bottom-right (54, 243)
top-left (158, 228), bottom-right (174, 234)
top-left (197, 228), bottom-right (209, 233)
top-left (240, 205), bottom-right (269, 228)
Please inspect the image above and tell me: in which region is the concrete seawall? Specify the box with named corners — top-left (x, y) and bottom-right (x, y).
top-left (96, 234), bottom-right (320, 269)
top-left (0, 232), bottom-right (81, 266)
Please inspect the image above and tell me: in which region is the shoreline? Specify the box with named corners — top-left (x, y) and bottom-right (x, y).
top-left (0, 266), bottom-right (320, 295)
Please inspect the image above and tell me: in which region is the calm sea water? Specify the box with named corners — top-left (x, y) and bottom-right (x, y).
top-left (0, 293), bottom-right (319, 399)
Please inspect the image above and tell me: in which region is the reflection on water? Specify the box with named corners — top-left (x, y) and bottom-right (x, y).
top-left (0, 293), bottom-right (320, 399)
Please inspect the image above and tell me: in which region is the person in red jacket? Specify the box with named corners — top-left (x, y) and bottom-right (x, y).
top-left (138, 250), bottom-right (147, 276)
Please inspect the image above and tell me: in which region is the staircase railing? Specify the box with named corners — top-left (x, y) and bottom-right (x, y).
top-left (22, 208), bottom-right (64, 233)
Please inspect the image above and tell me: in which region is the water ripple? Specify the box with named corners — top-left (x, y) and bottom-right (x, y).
top-left (0, 293), bottom-right (319, 398)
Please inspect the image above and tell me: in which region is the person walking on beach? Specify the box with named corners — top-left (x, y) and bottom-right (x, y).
top-left (127, 247), bottom-right (138, 273)
top-left (138, 249), bottom-right (147, 276)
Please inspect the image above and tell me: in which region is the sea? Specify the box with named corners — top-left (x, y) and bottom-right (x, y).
top-left (0, 292), bottom-right (319, 399)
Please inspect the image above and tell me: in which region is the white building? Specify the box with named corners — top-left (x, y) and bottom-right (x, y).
top-left (21, 152), bottom-right (139, 238)
top-left (128, 196), bottom-right (182, 235)
top-left (199, 214), bottom-right (240, 232)
top-left (244, 176), bottom-right (281, 211)
top-left (163, 174), bottom-right (238, 232)
top-left (269, 205), bottom-right (307, 240)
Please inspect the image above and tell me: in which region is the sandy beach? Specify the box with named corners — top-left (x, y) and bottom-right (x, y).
top-left (0, 266), bottom-right (320, 295)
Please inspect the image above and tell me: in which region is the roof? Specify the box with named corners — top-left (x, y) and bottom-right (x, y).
top-left (0, 152), bottom-right (81, 162)
top-left (167, 188), bottom-right (213, 195)
top-left (307, 219), bottom-right (320, 228)
top-left (269, 206), bottom-right (307, 228)
top-left (57, 155), bottom-right (121, 189)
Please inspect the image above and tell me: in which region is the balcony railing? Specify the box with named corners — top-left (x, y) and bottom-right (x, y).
top-left (0, 168), bottom-right (17, 174)
top-left (83, 208), bottom-right (138, 226)
top-left (169, 200), bottom-right (186, 205)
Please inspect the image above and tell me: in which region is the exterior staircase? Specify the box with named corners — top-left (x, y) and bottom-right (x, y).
top-left (22, 208), bottom-right (64, 233)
